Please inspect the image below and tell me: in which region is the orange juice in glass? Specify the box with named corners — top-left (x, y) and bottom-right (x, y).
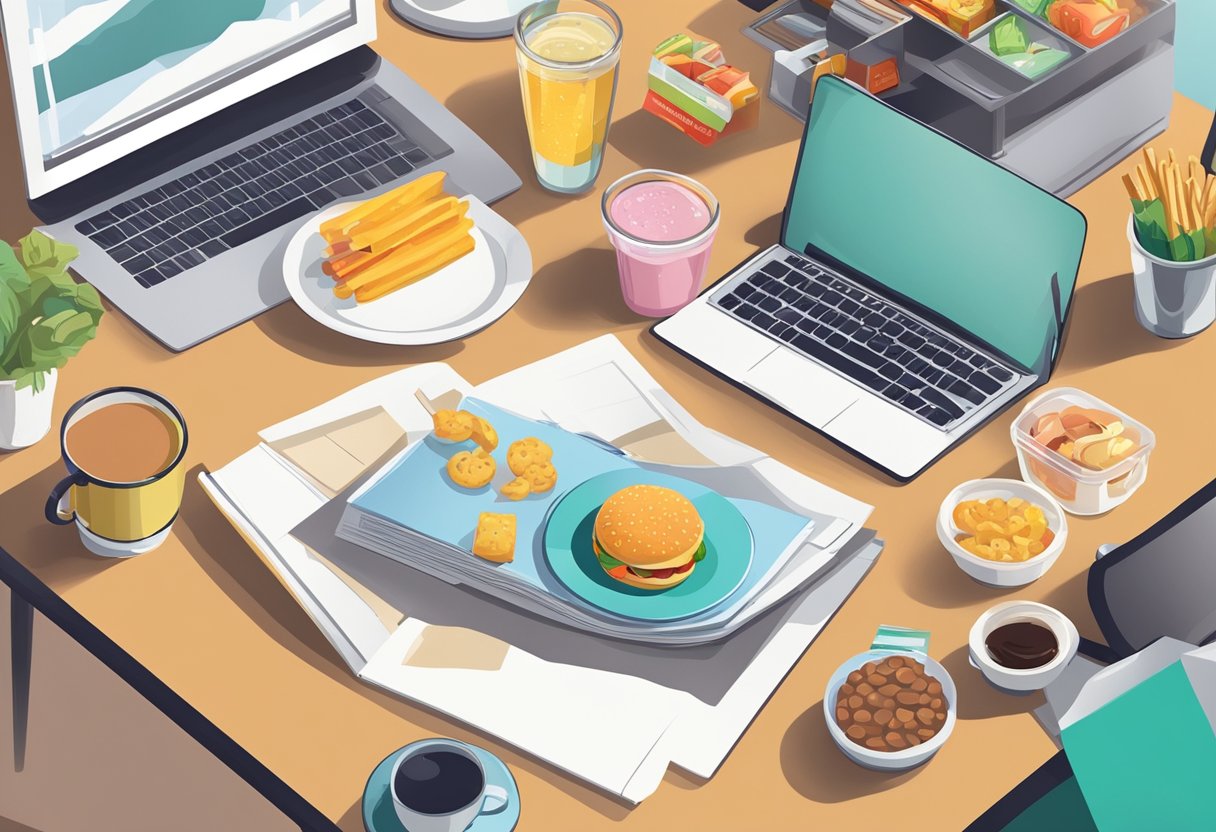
top-left (515, 0), bottom-right (622, 194)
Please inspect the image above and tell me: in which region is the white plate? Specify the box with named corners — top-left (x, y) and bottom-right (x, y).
top-left (388, 0), bottom-right (532, 39)
top-left (282, 195), bottom-right (532, 345)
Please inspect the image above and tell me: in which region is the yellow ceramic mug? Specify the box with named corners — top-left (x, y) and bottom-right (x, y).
top-left (45, 388), bottom-right (187, 557)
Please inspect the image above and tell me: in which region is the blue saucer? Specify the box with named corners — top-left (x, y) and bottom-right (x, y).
top-left (363, 740), bottom-right (520, 832)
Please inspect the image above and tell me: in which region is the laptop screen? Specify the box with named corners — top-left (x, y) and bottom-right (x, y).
top-left (782, 77), bottom-right (1086, 371)
top-left (4, 0), bottom-right (369, 197)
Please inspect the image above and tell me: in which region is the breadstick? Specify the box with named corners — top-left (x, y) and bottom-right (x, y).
top-left (319, 171), bottom-right (446, 239)
top-left (335, 219), bottom-right (474, 295)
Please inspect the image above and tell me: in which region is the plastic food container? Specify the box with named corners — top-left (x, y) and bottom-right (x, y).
top-left (937, 478), bottom-right (1068, 587)
top-left (1011, 387), bottom-right (1155, 515)
top-left (824, 650), bottom-right (957, 772)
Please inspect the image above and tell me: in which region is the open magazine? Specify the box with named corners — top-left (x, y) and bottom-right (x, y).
top-left (200, 335), bottom-right (883, 801)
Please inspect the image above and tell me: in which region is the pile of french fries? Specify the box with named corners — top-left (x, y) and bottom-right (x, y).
top-left (320, 172), bottom-right (475, 303)
top-left (1122, 147), bottom-right (1216, 239)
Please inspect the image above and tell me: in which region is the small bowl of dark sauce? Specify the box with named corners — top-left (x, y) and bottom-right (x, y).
top-left (969, 601), bottom-right (1078, 694)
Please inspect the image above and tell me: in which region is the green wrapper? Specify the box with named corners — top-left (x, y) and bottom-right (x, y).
top-left (990, 16), bottom-right (1029, 56)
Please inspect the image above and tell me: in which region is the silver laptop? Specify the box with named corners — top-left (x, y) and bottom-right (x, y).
top-left (0, 0), bottom-right (520, 351)
top-left (654, 76), bottom-right (1087, 481)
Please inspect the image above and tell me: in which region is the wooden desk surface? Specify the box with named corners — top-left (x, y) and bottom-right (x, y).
top-left (2, 3), bottom-right (1215, 829)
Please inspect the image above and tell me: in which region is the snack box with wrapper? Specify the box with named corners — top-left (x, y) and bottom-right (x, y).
top-left (1010, 387), bottom-right (1156, 516)
top-left (898, 0), bottom-right (995, 37)
top-left (845, 40), bottom-right (901, 94)
top-left (644, 33), bottom-right (759, 146)
top-left (1047, 0), bottom-right (1131, 48)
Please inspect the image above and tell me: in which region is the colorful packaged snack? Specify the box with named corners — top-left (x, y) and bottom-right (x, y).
top-left (1047, 0), bottom-right (1130, 48)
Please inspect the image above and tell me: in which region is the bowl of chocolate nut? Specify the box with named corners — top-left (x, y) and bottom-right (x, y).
top-left (824, 650), bottom-right (956, 771)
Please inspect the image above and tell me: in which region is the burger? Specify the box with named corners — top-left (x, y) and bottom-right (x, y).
top-left (592, 485), bottom-right (706, 590)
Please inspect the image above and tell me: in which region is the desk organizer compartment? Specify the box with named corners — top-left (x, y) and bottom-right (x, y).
top-left (968, 11), bottom-right (1080, 80)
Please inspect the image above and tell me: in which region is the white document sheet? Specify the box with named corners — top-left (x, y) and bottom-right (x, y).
top-left (200, 335), bottom-right (880, 802)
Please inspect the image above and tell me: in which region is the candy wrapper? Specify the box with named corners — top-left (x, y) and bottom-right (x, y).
top-left (644, 33), bottom-right (759, 146)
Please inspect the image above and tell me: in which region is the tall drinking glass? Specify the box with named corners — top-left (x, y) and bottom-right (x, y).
top-left (514, 0), bottom-right (622, 194)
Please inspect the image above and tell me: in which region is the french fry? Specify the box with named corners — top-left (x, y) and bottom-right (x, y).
top-left (354, 235), bottom-right (476, 303)
top-left (1121, 173), bottom-right (1142, 202)
top-left (350, 197), bottom-right (466, 253)
top-left (319, 172), bottom-right (446, 240)
top-left (333, 219), bottom-right (474, 297)
top-left (1190, 156), bottom-right (1206, 193)
top-left (336, 214), bottom-right (472, 291)
top-left (1190, 182), bottom-right (1205, 235)
top-left (1177, 165), bottom-right (1193, 232)
top-left (1136, 163), bottom-right (1157, 200)
top-left (323, 249), bottom-right (380, 279)
top-left (1161, 161), bottom-right (1177, 236)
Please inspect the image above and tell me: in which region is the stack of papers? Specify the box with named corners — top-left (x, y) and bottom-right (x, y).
top-left (199, 336), bottom-right (883, 801)
top-left (336, 397), bottom-right (842, 645)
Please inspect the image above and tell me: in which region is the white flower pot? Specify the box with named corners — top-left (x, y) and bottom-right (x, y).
top-left (0, 370), bottom-right (57, 450)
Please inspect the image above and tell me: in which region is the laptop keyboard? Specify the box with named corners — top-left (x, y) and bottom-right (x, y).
top-left (711, 253), bottom-right (1017, 429)
top-left (74, 95), bottom-right (433, 288)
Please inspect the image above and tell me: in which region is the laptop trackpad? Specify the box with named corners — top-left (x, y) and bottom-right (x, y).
top-left (743, 349), bottom-right (859, 428)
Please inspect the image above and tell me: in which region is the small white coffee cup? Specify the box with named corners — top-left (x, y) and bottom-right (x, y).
top-left (390, 740), bottom-right (508, 832)
top-left (969, 601), bottom-right (1078, 694)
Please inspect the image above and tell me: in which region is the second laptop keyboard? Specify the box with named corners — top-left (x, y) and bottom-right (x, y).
top-left (711, 253), bottom-right (1016, 428)
top-left (75, 95), bottom-right (433, 289)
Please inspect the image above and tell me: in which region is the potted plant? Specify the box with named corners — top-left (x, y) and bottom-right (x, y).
top-left (0, 230), bottom-right (103, 450)
top-left (1123, 146), bottom-right (1216, 339)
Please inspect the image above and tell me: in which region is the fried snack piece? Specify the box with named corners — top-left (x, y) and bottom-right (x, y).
top-left (521, 461), bottom-right (558, 493)
top-left (501, 477), bottom-right (532, 501)
top-left (952, 497), bottom-right (1053, 562)
top-left (473, 512), bottom-right (516, 563)
top-left (470, 416), bottom-right (499, 452)
top-left (507, 438), bottom-right (553, 476)
top-left (433, 409), bottom-right (475, 443)
top-left (447, 448), bottom-right (496, 489)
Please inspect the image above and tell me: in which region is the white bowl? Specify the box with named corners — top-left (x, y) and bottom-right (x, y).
top-left (824, 650), bottom-right (957, 771)
top-left (937, 478), bottom-right (1068, 587)
top-left (968, 601), bottom-right (1080, 694)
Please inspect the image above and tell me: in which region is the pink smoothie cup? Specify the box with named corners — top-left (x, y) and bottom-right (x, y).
top-left (601, 170), bottom-right (720, 317)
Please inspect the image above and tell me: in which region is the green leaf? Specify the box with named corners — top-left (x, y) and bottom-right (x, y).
top-left (693, 541), bottom-right (707, 562)
top-left (52, 311), bottom-right (94, 345)
top-left (18, 230), bottom-right (77, 275)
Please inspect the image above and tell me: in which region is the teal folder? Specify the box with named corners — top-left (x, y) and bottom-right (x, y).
top-left (1061, 660), bottom-right (1216, 831)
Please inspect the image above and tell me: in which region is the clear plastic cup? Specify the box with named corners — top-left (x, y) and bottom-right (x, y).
top-left (515, 0), bottom-right (622, 194)
top-left (600, 170), bottom-right (720, 317)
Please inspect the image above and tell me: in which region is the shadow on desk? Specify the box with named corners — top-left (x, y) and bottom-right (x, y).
top-left (251, 302), bottom-right (466, 367)
top-left (0, 463), bottom-right (125, 592)
top-left (1058, 272), bottom-right (1189, 372)
top-left (780, 701), bottom-right (923, 802)
top-left (512, 246), bottom-right (640, 332)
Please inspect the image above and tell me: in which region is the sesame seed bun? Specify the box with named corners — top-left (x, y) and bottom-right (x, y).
top-left (593, 485), bottom-right (705, 568)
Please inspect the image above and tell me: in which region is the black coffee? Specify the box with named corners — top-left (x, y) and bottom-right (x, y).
top-left (394, 750), bottom-right (483, 815)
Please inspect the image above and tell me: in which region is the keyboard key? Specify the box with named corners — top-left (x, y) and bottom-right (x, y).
top-left (971, 372), bottom-right (1001, 395)
top-left (838, 319), bottom-right (860, 337)
top-left (135, 268), bottom-right (164, 288)
top-left (920, 406), bottom-right (953, 427)
top-left (881, 320), bottom-right (904, 338)
top-left (922, 368), bottom-right (945, 385)
top-left (756, 295), bottom-right (781, 313)
top-left (183, 206), bottom-right (209, 225)
top-left (949, 359), bottom-right (971, 377)
top-left (174, 250), bottom-right (206, 270)
top-left (366, 163), bottom-right (396, 185)
top-left (264, 190), bottom-right (287, 208)
top-left (180, 228), bottom-right (208, 247)
top-left (121, 253), bottom-right (154, 275)
top-left (821, 290), bottom-right (842, 306)
top-left (733, 283), bottom-right (755, 300)
top-left (761, 261), bottom-right (790, 279)
top-left (753, 311), bottom-right (776, 330)
top-left (879, 363), bottom-right (903, 381)
top-left (883, 384), bottom-right (908, 402)
top-left (734, 303), bottom-right (759, 322)
top-left (718, 294), bottom-right (740, 311)
top-left (199, 239), bottom-right (228, 258)
top-left (837, 298), bottom-right (859, 316)
top-left (900, 392), bottom-right (926, 411)
top-left (777, 286), bottom-right (802, 304)
top-left (386, 157), bottom-right (414, 177)
top-left (157, 259), bottom-right (183, 280)
top-left (774, 307), bottom-right (803, 325)
top-left (329, 177), bottom-right (362, 197)
top-left (906, 356), bottom-right (930, 375)
top-left (790, 334), bottom-right (885, 390)
top-left (989, 366), bottom-right (1014, 382)
top-left (352, 171), bottom-right (378, 191)
top-left (199, 220), bottom-right (225, 239)
top-left (842, 341), bottom-right (885, 369)
top-left (90, 228), bottom-right (128, 252)
top-left (868, 334), bottom-right (893, 353)
top-left (220, 197), bottom-right (315, 248)
top-left (899, 331), bottom-right (926, 350)
top-left (108, 243), bottom-right (137, 262)
top-left (948, 378), bottom-right (985, 406)
top-left (931, 350), bottom-right (953, 367)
